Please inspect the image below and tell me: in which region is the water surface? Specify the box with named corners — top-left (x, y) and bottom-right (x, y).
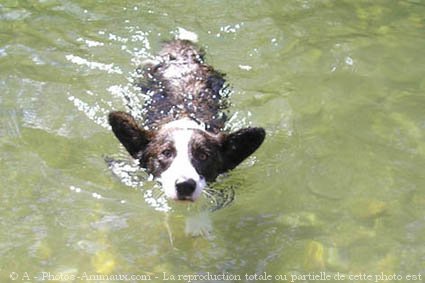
top-left (1, 1), bottom-right (424, 282)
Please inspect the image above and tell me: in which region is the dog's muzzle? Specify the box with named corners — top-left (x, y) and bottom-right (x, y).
top-left (175, 179), bottom-right (197, 200)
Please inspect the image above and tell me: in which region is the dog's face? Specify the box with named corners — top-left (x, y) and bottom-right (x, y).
top-left (109, 111), bottom-right (265, 201)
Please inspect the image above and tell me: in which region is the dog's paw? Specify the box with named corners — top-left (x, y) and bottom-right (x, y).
top-left (184, 212), bottom-right (214, 239)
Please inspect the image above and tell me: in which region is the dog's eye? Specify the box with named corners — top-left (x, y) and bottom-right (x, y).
top-left (198, 152), bottom-right (209, 161)
top-left (161, 149), bottom-right (173, 158)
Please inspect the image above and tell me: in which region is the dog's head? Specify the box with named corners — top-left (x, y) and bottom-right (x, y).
top-left (108, 111), bottom-right (265, 201)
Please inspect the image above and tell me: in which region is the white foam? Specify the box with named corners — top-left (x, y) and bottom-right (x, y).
top-left (176, 27), bottom-right (198, 43)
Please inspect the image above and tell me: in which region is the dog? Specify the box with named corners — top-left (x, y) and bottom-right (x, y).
top-left (108, 39), bottom-right (265, 202)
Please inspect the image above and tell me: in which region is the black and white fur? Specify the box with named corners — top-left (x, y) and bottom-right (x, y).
top-left (109, 39), bottom-right (265, 202)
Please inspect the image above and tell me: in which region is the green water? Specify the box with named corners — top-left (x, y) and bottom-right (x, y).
top-left (1, 1), bottom-right (425, 282)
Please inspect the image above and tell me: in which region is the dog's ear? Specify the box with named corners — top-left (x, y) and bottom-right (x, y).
top-left (108, 111), bottom-right (152, 158)
top-left (220, 127), bottom-right (265, 172)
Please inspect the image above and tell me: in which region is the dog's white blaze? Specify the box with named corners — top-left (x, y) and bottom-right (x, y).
top-left (161, 117), bottom-right (203, 131)
top-left (159, 128), bottom-right (206, 200)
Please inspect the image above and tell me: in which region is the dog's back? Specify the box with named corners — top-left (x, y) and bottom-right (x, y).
top-left (136, 40), bottom-right (228, 133)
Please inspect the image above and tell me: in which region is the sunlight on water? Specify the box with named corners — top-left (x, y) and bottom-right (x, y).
top-left (65, 54), bottom-right (123, 74)
top-left (1, 0), bottom-right (424, 280)
top-left (68, 94), bottom-right (110, 128)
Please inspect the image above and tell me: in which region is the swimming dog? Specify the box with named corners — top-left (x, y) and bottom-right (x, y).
top-left (108, 39), bottom-right (265, 202)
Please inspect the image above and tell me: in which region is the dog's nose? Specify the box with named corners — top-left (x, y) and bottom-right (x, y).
top-left (175, 179), bottom-right (197, 200)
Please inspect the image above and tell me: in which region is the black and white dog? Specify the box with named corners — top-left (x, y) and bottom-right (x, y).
top-left (109, 39), bottom-right (265, 202)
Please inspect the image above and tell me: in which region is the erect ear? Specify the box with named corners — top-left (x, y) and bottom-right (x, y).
top-left (220, 127), bottom-right (266, 172)
top-left (108, 111), bottom-right (151, 159)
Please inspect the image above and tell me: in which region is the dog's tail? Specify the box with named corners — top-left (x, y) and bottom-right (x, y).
top-left (175, 27), bottom-right (198, 43)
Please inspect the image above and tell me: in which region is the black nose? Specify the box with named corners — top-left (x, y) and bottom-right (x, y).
top-left (175, 179), bottom-right (197, 199)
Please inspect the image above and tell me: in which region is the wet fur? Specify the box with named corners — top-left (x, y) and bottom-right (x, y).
top-left (109, 39), bottom-right (265, 201)
top-left (136, 40), bottom-right (228, 133)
